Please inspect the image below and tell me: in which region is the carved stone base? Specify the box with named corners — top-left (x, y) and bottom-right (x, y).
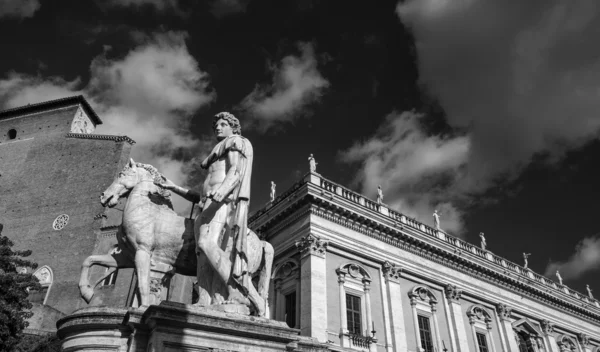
top-left (206, 302), bottom-right (250, 315)
top-left (57, 301), bottom-right (327, 352)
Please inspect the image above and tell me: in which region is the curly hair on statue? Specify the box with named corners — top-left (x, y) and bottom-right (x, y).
top-left (213, 112), bottom-right (241, 135)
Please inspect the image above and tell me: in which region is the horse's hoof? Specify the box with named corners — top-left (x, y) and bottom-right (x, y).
top-left (80, 285), bottom-right (94, 303)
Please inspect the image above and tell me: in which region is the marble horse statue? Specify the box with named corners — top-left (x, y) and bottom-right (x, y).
top-left (78, 159), bottom-right (273, 312)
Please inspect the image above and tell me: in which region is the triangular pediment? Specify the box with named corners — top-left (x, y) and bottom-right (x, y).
top-left (512, 318), bottom-right (542, 336)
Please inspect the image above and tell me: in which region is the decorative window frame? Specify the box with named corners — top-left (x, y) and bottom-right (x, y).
top-left (32, 265), bottom-right (53, 305)
top-left (467, 305), bottom-right (497, 352)
top-left (512, 318), bottom-right (546, 352)
top-left (271, 259), bottom-right (300, 328)
top-left (336, 262), bottom-right (376, 350)
top-left (408, 285), bottom-right (442, 352)
top-left (556, 334), bottom-right (577, 352)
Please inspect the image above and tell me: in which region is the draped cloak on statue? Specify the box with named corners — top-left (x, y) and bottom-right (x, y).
top-left (205, 134), bottom-right (253, 293)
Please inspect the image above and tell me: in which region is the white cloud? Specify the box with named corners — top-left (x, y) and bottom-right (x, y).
top-left (396, 0), bottom-right (600, 192)
top-left (544, 236), bottom-right (600, 280)
top-left (341, 111), bottom-right (470, 234)
top-left (356, 0), bottom-right (600, 233)
top-left (0, 31), bottom-right (215, 213)
top-left (0, 0), bottom-right (40, 18)
top-left (239, 42), bottom-right (329, 132)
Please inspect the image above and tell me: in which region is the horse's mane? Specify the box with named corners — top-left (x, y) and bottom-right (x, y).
top-left (123, 162), bottom-right (174, 209)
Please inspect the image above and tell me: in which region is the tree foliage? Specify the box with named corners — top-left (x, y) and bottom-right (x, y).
top-left (0, 223), bottom-right (42, 351)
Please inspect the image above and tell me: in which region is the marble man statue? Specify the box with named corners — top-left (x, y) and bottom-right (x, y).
top-left (433, 210), bottom-right (441, 230)
top-left (479, 232), bottom-right (487, 251)
top-left (376, 185), bottom-right (383, 204)
top-left (156, 112), bottom-right (264, 315)
top-left (587, 285), bottom-right (594, 299)
top-left (308, 154), bottom-right (318, 173)
top-left (523, 253), bottom-right (531, 269)
top-left (270, 181), bottom-right (276, 202)
top-left (556, 270), bottom-right (563, 285)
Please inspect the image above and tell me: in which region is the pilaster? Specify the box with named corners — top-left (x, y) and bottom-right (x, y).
top-left (578, 333), bottom-right (592, 352)
top-left (496, 303), bottom-right (519, 352)
top-left (541, 320), bottom-right (558, 352)
top-left (382, 262), bottom-right (407, 352)
top-left (295, 234), bottom-right (329, 342)
top-left (444, 284), bottom-right (470, 352)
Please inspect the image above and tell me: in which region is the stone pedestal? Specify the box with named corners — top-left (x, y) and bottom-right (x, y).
top-left (57, 302), bottom-right (327, 352)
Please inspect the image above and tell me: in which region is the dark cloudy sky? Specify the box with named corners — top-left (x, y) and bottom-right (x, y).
top-left (1, 0), bottom-right (599, 296)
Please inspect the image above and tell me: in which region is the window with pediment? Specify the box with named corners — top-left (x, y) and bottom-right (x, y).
top-left (271, 259), bottom-right (300, 328)
top-left (512, 318), bottom-right (545, 352)
top-left (409, 285), bottom-right (442, 352)
top-left (336, 262), bottom-right (376, 350)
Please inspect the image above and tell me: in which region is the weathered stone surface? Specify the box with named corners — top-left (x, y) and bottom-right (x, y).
top-left (57, 302), bottom-right (329, 352)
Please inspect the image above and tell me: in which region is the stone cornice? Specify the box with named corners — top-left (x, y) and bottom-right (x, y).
top-left (248, 174), bottom-right (600, 324)
top-left (66, 133), bottom-right (136, 145)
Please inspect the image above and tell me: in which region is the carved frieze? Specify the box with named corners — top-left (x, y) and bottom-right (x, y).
top-left (444, 284), bottom-right (462, 303)
top-left (382, 261), bottom-right (401, 283)
top-left (295, 233), bottom-right (328, 258)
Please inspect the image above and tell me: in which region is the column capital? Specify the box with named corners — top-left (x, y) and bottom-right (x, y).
top-left (382, 261), bottom-right (402, 283)
top-left (295, 233), bottom-right (328, 258)
top-left (444, 284), bottom-right (462, 303)
top-left (577, 332), bottom-right (590, 347)
top-left (541, 320), bottom-right (554, 335)
top-left (495, 303), bottom-right (512, 321)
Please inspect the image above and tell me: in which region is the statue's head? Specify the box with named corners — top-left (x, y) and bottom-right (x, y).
top-left (213, 112), bottom-right (241, 139)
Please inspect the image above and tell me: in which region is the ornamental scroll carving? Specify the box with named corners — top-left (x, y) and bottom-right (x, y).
top-left (382, 261), bottom-right (401, 282)
top-left (541, 320), bottom-right (554, 335)
top-left (577, 333), bottom-right (590, 347)
top-left (444, 284), bottom-right (462, 303)
top-left (495, 303), bottom-right (512, 321)
top-left (295, 234), bottom-right (328, 258)
top-left (467, 305), bottom-right (493, 329)
top-left (556, 335), bottom-right (577, 351)
top-left (409, 285), bottom-right (438, 311)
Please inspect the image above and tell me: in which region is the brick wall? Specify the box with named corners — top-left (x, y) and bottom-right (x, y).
top-left (0, 104), bottom-right (133, 329)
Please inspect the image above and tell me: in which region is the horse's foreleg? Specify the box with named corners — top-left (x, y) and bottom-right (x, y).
top-left (79, 254), bottom-right (118, 303)
top-left (135, 250), bottom-right (152, 306)
top-left (258, 242), bottom-right (274, 300)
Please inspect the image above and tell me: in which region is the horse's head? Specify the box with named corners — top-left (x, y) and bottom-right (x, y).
top-left (101, 158), bottom-right (146, 207)
top-left (100, 158), bottom-right (172, 208)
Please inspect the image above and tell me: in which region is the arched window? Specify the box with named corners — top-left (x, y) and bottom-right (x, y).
top-left (30, 266), bottom-right (53, 305)
top-left (336, 262), bottom-right (375, 349)
top-left (271, 259), bottom-right (300, 328)
top-left (7, 129), bottom-right (17, 140)
top-left (467, 305), bottom-right (497, 352)
top-left (408, 285), bottom-right (442, 352)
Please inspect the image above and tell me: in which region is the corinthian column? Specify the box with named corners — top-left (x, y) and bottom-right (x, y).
top-left (295, 234), bottom-right (329, 342)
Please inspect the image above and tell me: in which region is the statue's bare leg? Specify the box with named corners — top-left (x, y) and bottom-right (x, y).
top-left (194, 253), bottom-right (212, 306)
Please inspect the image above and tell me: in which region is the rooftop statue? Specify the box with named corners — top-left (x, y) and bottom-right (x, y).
top-left (479, 232), bottom-right (487, 251)
top-left (79, 112), bottom-right (273, 316)
top-left (376, 185), bottom-right (383, 204)
top-left (556, 270), bottom-right (563, 285)
top-left (587, 285), bottom-right (594, 299)
top-left (523, 252), bottom-right (531, 269)
top-left (308, 154), bottom-right (318, 173)
top-left (433, 210), bottom-right (441, 230)
top-left (270, 181), bottom-right (276, 202)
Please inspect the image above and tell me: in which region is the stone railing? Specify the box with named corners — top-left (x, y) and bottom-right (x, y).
top-left (308, 173), bottom-right (600, 311)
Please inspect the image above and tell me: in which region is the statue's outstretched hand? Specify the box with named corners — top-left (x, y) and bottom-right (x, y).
top-left (208, 189), bottom-right (226, 203)
top-left (154, 177), bottom-right (177, 191)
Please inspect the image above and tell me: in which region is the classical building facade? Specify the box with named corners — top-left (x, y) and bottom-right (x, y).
top-left (0, 96), bottom-right (135, 333)
top-left (251, 173), bottom-right (600, 352)
top-left (2, 97), bottom-right (599, 351)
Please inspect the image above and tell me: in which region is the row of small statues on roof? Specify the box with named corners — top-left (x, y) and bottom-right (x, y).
top-left (270, 156), bottom-right (595, 300)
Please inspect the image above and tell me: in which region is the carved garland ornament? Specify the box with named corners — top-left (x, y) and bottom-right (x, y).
top-left (52, 214), bottom-right (69, 230)
top-left (495, 303), bottom-right (512, 320)
top-left (444, 284), bottom-right (463, 302)
top-left (382, 261), bottom-right (401, 282)
top-left (541, 320), bottom-right (554, 335)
